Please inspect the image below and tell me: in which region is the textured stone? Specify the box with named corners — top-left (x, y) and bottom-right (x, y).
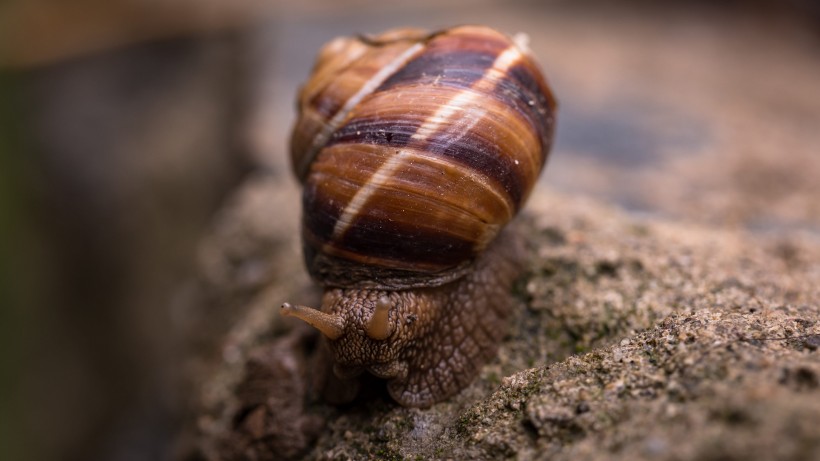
top-left (181, 177), bottom-right (820, 460)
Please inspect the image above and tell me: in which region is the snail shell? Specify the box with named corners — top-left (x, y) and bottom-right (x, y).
top-left (282, 25), bottom-right (557, 407)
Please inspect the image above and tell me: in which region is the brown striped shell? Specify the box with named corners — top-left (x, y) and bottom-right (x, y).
top-left (283, 26), bottom-right (558, 407)
top-left (291, 25), bottom-right (556, 290)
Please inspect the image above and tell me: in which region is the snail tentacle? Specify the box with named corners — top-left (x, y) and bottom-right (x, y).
top-left (365, 295), bottom-right (393, 340)
top-left (280, 302), bottom-right (345, 340)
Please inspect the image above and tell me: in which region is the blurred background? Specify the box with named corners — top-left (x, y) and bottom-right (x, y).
top-left (1, 0), bottom-right (819, 460)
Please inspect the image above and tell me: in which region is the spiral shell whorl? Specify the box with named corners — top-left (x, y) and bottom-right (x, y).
top-left (291, 25), bottom-right (556, 288)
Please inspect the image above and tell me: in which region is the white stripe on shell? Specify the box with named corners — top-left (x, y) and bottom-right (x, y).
top-left (297, 42), bottom-right (426, 179)
top-left (331, 43), bottom-right (523, 241)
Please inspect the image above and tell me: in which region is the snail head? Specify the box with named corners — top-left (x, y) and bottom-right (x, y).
top-left (281, 290), bottom-right (396, 342)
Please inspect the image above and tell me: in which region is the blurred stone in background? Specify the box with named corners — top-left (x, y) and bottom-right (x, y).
top-left (1, 1), bottom-right (262, 460)
top-left (1, 0), bottom-right (819, 460)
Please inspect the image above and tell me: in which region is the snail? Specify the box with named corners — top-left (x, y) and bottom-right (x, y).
top-left (281, 25), bottom-right (557, 407)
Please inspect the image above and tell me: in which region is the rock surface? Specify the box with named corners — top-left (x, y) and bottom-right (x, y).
top-left (181, 176), bottom-right (819, 460)
top-left (178, 3), bottom-right (820, 459)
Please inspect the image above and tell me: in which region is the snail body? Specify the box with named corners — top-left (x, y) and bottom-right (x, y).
top-left (282, 25), bottom-right (556, 407)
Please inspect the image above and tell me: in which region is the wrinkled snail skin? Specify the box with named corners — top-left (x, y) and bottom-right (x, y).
top-left (320, 226), bottom-right (524, 407)
top-left (282, 25), bottom-right (557, 407)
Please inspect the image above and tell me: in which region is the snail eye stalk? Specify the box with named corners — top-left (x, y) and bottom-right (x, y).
top-left (365, 296), bottom-right (393, 340)
top-left (281, 302), bottom-right (344, 340)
